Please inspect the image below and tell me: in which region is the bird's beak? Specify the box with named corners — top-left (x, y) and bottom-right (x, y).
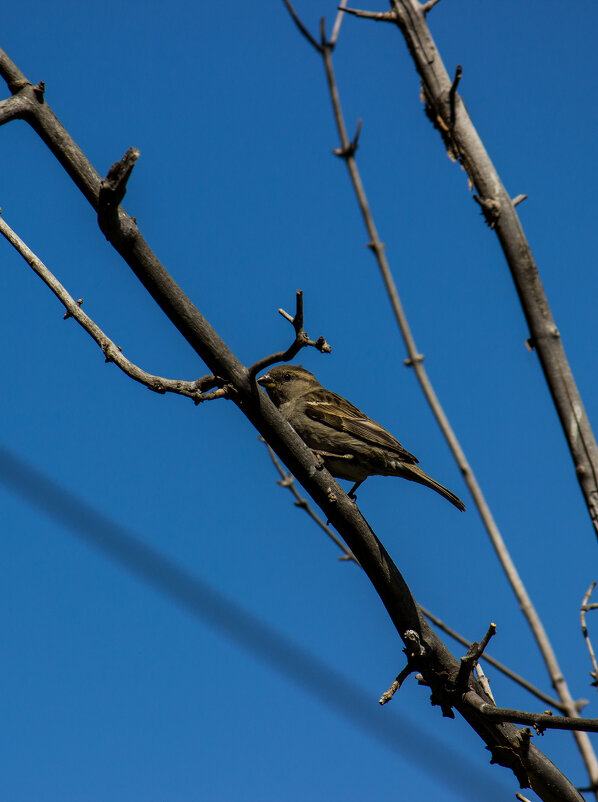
top-left (256, 372), bottom-right (274, 388)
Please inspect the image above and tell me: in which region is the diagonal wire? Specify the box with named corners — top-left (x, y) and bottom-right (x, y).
top-left (0, 443), bottom-right (509, 800)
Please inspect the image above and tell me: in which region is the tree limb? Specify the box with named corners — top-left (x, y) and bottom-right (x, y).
top-left (0, 213), bottom-right (222, 404)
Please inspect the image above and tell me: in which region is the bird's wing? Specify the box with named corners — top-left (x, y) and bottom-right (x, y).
top-left (303, 389), bottom-right (419, 463)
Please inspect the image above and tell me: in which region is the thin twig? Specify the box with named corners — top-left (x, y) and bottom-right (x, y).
top-left (281, 0), bottom-right (323, 52)
top-left (581, 582), bottom-right (598, 688)
top-left (379, 662), bottom-right (414, 705)
top-left (247, 290), bottom-right (331, 380)
top-left (342, 7), bottom-right (397, 22)
top-left (329, 0), bottom-right (348, 47)
top-left (391, 0), bottom-right (598, 539)
top-left (456, 623), bottom-right (497, 691)
top-left (0, 213), bottom-right (222, 404)
top-left (261, 439), bottom-right (358, 562)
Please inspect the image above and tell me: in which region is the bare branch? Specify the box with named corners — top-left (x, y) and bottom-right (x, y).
top-left (379, 662), bottom-right (415, 705)
top-left (329, 0), bottom-right (348, 47)
top-left (342, 7), bottom-right (397, 22)
top-left (0, 213), bottom-right (222, 404)
top-left (456, 623), bottom-right (497, 691)
top-left (475, 702), bottom-right (598, 735)
top-left (512, 193), bottom-right (528, 207)
top-left (247, 290), bottom-right (331, 380)
top-left (449, 64), bottom-right (462, 127)
top-left (581, 582), bottom-right (598, 689)
top-left (421, 0), bottom-right (442, 13)
top-left (281, 0), bottom-right (323, 52)
top-left (0, 93), bottom-right (28, 124)
top-left (260, 439), bottom-right (358, 562)
top-left (421, 607), bottom-right (577, 714)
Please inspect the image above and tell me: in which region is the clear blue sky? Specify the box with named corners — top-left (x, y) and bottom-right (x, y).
top-left (1, 2), bottom-right (598, 800)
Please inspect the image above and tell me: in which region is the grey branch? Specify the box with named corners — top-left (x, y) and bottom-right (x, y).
top-left (456, 623), bottom-right (497, 691)
top-left (261, 439), bottom-right (357, 562)
top-left (0, 213), bottom-right (222, 404)
top-left (421, 607), bottom-right (579, 714)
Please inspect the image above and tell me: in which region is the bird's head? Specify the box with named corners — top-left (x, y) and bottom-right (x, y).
top-left (257, 364), bottom-right (318, 405)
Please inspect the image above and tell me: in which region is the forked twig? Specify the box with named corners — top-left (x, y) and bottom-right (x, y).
top-left (248, 290), bottom-right (331, 379)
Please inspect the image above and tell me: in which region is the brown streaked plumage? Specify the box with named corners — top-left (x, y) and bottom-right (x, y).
top-left (258, 364), bottom-right (465, 511)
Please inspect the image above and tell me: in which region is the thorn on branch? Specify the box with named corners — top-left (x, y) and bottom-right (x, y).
top-left (281, 0), bottom-right (323, 53)
top-left (580, 581), bottom-right (598, 688)
top-left (422, 0), bottom-right (442, 13)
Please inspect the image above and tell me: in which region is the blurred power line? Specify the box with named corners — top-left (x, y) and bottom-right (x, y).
top-left (0, 444), bottom-right (510, 800)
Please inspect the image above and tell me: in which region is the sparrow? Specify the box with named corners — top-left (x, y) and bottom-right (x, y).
top-left (257, 364), bottom-right (465, 511)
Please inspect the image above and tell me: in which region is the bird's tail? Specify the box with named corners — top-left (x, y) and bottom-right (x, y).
top-left (398, 464), bottom-right (466, 511)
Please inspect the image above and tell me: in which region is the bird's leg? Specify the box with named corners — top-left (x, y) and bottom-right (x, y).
top-left (348, 480), bottom-right (363, 501)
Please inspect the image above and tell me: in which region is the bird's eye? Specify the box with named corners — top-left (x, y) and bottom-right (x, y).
top-left (283, 372), bottom-right (291, 382)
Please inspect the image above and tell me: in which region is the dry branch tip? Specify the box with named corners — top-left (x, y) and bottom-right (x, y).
top-left (342, 7), bottom-right (397, 22)
top-left (248, 291), bottom-right (331, 379)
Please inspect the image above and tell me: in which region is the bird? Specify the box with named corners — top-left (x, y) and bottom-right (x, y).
top-left (257, 364), bottom-right (465, 511)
